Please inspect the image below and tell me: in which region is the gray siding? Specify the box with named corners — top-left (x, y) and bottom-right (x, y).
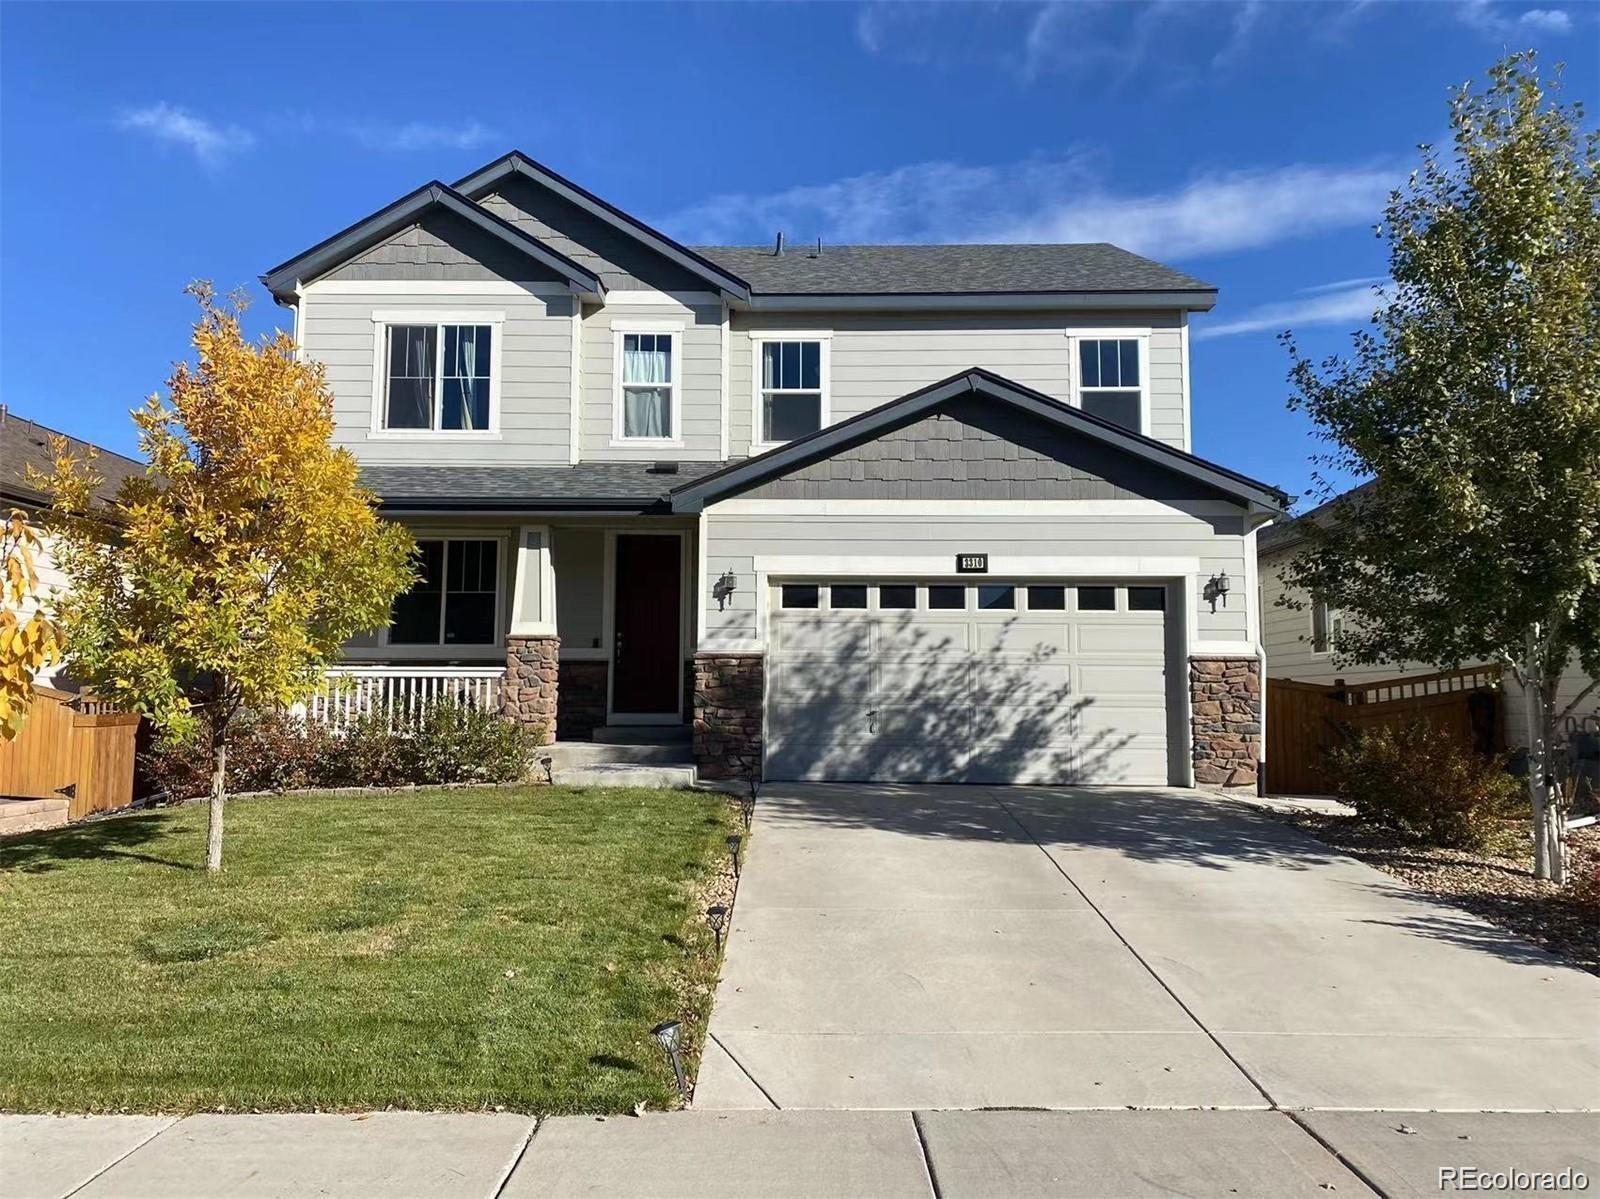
top-left (324, 210), bottom-right (566, 283)
top-left (554, 526), bottom-right (606, 651)
top-left (728, 309), bottom-right (1187, 457)
top-left (702, 507), bottom-right (1250, 648)
top-left (579, 301), bottom-right (724, 462)
top-left (302, 288), bottom-right (573, 466)
top-left (743, 397), bottom-right (1229, 502)
top-left (480, 177), bottom-right (708, 293)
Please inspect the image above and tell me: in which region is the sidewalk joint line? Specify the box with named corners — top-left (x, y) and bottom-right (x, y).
top-left (1281, 1109), bottom-right (1393, 1199)
top-left (706, 1031), bottom-right (783, 1110)
top-left (490, 1115), bottom-right (541, 1199)
top-left (62, 1114), bottom-right (180, 1198)
top-left (984, 789), bottom-right (1280, 1110)
top-left (910, 1111), bottom-right (946, 1199)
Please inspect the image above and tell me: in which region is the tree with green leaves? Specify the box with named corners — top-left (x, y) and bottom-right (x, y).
top-left (43, 284), bottom-right (416, 872)
top-left (1280, 52), bottom-right (1599, 882)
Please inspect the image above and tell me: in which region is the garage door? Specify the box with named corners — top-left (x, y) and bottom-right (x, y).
top-left (766, 580), bottom-right (1175, 785)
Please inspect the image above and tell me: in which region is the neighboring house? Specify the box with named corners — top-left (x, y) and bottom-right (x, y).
top-left (1259, 487), bottom-right (1599, 746)
top-left (0, 406), bottom-right (144, 688)
top-left (262, 150), bottom-right (1287, 787)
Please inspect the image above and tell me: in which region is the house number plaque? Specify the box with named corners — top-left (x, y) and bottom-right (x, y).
top-left (955, 554), bottom-right (989, 574)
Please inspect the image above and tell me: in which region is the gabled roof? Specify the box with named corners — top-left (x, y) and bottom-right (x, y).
top-left (1, 406), bottom-right (146, 510)
top-left (260, 181), bottom-right (605, 303)
top-left (359, 462), bottom-right (727, 513)
top-left (671, 368), bottom-right (1288, 515)
top-left (694, 243), bottom-right (1216, 306)
top-left (454, 150), bottom-right (752, 301)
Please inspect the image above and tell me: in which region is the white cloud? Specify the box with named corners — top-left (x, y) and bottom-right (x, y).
top-left (343, 120), bottom-right (501, 153)
top-left (1193, 281), bottom-right (1387, 340)
top-left (662, 157), bottom-right (1397, 262)
top-left (1455, 0), bottom-right (1572, 36)
top-left (1297, 275), bottom-right (1389, 295)
top-left (116, 103), bottom-right (254, 165)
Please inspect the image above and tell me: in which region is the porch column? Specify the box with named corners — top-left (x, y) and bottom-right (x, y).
top-left (1190, 656), bottom-right (1262, 786)
top-left (504, 525), bottom-right (559, 745)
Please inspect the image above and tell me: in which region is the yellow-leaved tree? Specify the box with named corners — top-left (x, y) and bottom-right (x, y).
top-left (0, 510), bottom-right (64, 739)
top-left (44, 283), bottom-right (416, 871)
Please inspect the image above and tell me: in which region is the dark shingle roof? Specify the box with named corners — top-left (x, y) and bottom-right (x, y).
top-left (360, 462), bottom-right (728, 511)
top-left (692, 243), bottom-right (1213, 297)
top-left (1, 407), bottom-right (145, 510)
top-left (1259, 480), bottom-right (1375, 554)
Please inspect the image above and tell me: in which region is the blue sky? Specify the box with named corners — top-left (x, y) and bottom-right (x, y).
top-left (1, 1), bottom-right (1593, 506)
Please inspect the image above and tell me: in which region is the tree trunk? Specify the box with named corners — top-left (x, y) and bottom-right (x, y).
top-left (1522, 639), bottom-right (1564, 884)
top-left (206, 726), bottom-right (227, 874)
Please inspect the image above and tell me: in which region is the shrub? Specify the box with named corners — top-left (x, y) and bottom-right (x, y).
top-left (141, 699), bottom-right (530, 799)
top-left (1323, 719), bottom-right (1521, 849)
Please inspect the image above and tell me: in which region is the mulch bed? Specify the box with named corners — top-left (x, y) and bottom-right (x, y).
top-left (1277, 811), bottom-right (1600, 975)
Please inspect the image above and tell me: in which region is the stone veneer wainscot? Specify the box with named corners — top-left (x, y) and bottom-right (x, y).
top-left (1189, 656), bottom-right (1262, 787)
top-left (504, 635), bottom-right (560, 746)
top-left (694, 653), bottom-right (764, 781)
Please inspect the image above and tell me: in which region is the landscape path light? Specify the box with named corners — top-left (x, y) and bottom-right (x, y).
top-left (650, 1019), bottom-right (689, 1101)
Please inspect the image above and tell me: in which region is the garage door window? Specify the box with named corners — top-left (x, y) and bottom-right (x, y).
top-left (878, 584), bottom-right (916, 609)
top-left (1077, 586), bottom-right (1116, 611)
top-left (977, 584), bottom-right (1015, 610)
top-left (1027, 585), bottom-right (1066, 610)
top-left (830, 584), bottom-right (868, 609)
top-left (928, 585), bottom-right (966, 610)
top-left (1128, 586), bottom-right (1166, 611)
top-left (781, 583), bottom-right (820, 608)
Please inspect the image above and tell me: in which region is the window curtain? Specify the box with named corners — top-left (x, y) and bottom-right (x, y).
top-left (623, 337), bottom-right (670, 438)
top-left (451, 326), bottom-right (481, 431)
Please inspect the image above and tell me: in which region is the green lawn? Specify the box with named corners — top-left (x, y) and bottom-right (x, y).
top-left (0, 787), bottom-right (737, 1114)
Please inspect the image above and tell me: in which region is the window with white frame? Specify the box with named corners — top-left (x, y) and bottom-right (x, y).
top-left (382, 323), bottom-right (494, 432)
top-left (1311, 599), bottom-right (1343, 655)
top-left (617, 331), bottom-right (677, 440)
top-left (1077, 336), bottom-right (1144, 433)
top-left (756, 337), bottom-right (827, 444)
top-left (389, 538), bottom-right (500, 646)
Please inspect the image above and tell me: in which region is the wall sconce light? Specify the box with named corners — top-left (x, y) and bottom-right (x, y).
top-left (1204, 570), bottom-right (1232, 613)
top-left (713, 569), bottom-right (738, 611)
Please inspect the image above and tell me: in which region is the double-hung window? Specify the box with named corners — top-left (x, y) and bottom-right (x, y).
top-left (755, 335), bottom-right (828, 445)
top-left (389, 538), bottom-right (500, 646)
top-left (375, 314), bottom-right (500, 434)
top-left (1076, 335), bottom-right (1145, 433)
top-left (1311, 599), bottom-right (1343, 655)
top-left (616, 329), bottom-right (678, 441)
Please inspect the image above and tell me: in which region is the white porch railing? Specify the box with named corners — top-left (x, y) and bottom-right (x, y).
top-left (303, 666), bottom-right (505, 730)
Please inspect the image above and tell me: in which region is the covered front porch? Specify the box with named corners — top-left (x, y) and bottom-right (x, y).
top-left (333, 515), bottom-right (702, 744)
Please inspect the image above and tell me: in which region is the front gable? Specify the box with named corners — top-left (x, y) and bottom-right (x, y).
top-left (324, 207), bottom-right (569, 285)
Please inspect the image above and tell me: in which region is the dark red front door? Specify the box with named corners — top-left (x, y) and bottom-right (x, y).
top-left (612, 534), bottom-right (682, 715)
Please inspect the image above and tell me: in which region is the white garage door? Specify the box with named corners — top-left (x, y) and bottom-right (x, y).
top-left (766, 580), bottom-right (1175, 785)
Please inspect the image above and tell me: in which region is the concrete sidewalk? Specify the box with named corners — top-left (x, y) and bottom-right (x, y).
top-left (7, 1109), bottom-right (1599, 1198)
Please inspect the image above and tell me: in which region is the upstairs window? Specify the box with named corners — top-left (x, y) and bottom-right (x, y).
top-left (618, 331), bottom-right (677, 441)
top-left (1311, 600), bottom-right (1344, 654)
top-left (757, 337), bottom-right (827, 444)
top-left (1077, 337), bottom-right (1143, 433)
top-left (389, 538), bottom-right (500, 646)
top-left (382, 322), bottom-right (494, 432)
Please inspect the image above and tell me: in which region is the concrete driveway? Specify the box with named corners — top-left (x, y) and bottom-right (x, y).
top-left (696, 785), bottom-right (1600, 1112)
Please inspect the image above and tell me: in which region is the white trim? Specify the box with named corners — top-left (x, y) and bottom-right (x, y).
top-left (305, 279), bottom-right (572, 297)
top-left (1066, 328), bottom-right (1152, 437)
top-left (749, 332), bottom-right (833, 454)
top-left (707, 498), bottom-right (1246, 517)
top-left (569, 300), bottom-right (582, 465)
top-left (508, 524), bottom-right (557, 637)
top-left (604, 529), bottom-right (688, 722)
top-left (751, 554), bottom-right (1201, 578)
top-left (1179, 312), bottom-right (1193, 453)
top-left (1191, 640), bottom-right (1260, 656)
top-left (369, 313), bottom-right (505, 438)
top-left (1243, 522), bottom-right (1264, 646)
top-left (291, 284), bottom-right (305, 363)
top-left (605, 290), bottom-right (720, 306)
top-left (610, 325), bottom-right (684, 447)
top-left (719, 302), bottom-right (731, 462)
top-left (696, 511), bottom-right (710, 670)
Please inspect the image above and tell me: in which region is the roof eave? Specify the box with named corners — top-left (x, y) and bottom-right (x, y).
top-left (671, 368), bottom-right (1285, 515)
top-left (453, 151), bottom-right (753, 302)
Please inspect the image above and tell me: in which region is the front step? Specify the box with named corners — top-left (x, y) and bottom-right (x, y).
top-left (591, 724), bottom-right (691, 746)
top-left (546, 741), bottom-right (691, 769)
top-left (0, 796), bottom-right (70, 837)
top-left (549, 763), bottom-right (699, 789)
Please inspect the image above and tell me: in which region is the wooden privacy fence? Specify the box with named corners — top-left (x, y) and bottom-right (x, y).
top-left (0, 686), bottom-right (141, 819)
top-left (1266, 666), bottom-right (1505, 795)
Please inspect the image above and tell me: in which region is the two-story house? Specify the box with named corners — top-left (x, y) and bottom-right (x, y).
top-left (262, 151), bottom-right (1286, 787)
